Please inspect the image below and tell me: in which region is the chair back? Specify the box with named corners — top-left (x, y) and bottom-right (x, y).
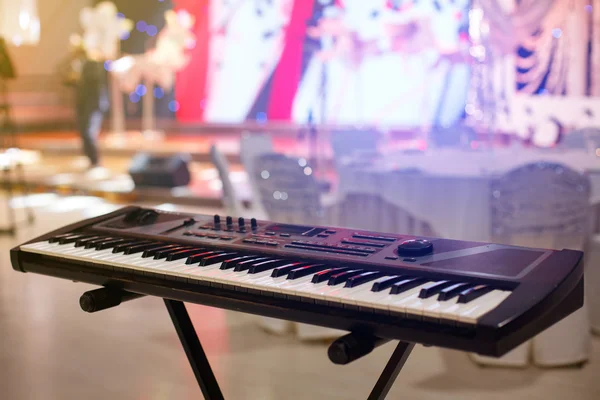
top-left (558, 127), bottom-right (600, 150)
top-left (253, 153), bottom-right (323, 224)
top-left (491, 162), bottom-right (591, 250)
top-left (330, 129), bottom-right (380, 167)
top-left (210, 144), bottom-right (244, 216)
top-left (240, 132), bottom-right (273, 218)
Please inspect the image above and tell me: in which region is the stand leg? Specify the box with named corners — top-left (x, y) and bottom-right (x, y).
top-left (367, 341), bottom-right (415, 400)
top-left (164, 299), bottom-right (225, 400)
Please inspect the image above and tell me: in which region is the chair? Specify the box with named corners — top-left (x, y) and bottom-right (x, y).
top-left (252, 153), bottom-right (327, 225)
top-left (473, 162), bottom-right (592, 367)
top-left (329, 129), bottom-right (380, 168)
top-left (209, 144), bottom-right (244, 217)
top-left (557, 127), bottom-right (600, 150)
top-left (239, 132), bottom-right (273, 219)
top-left (252, 152), bottom-right (342, 339)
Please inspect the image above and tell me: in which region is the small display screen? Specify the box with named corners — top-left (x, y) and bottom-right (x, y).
top-left (265, 224), bottom-right (325, 237)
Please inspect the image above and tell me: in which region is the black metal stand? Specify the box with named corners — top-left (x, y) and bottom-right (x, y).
top-left (80, 288), bottom-right (414, 399)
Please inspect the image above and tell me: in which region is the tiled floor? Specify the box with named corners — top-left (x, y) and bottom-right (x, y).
top-left (1, 195), bottom-right (599, 399)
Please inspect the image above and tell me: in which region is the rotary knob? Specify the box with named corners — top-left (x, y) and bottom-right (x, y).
top-left (396, 239), bottom-right (433, 257)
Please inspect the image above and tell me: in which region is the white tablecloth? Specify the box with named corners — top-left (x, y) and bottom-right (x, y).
top-left (337, 149), bottom-right (600, 241)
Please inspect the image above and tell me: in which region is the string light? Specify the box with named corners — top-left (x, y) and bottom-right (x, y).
top-left (129, 93), bottom-right (141, 103)
top-left (256, 112), bottom-right (267, 124)
top-left (136, 20), bottom-right (147, 32)
top-left (135, 84), bottom-right (147, 96)
top-left (168, 100), bottom-right (180, 112)
top-left (153, 87), bottom-right (164, 99)
top-left (146, 25), bottom-right (158, 37)
top-left (552, 28), bottom-right (562, 38)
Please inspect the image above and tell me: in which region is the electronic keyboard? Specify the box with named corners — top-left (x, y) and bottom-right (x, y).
top-left (11, 206), bottom-right (584, 357)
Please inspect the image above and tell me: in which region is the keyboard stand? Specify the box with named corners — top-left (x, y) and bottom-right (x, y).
top-left (79, 288), bottom-right (415, 400)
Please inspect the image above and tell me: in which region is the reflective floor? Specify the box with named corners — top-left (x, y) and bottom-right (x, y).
top-left (1, 195), bottom-right (599, 400)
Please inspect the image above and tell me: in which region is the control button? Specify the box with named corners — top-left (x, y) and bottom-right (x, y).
top-left (396, 239), bottom-right (433, 257)
top-left (223, 228), bottom-right (234, 232)
top-left (238, 217), bottom-right (245, 228)
top-left (280, 233), bottom-right (291, 237)
top-left (325, 230), bottom-right (337, 234)
top-left (207, 234), bottom-right (219, 239)
top-left (403, 258), bottom-right (417, 262)
top-left (341, 240), bottom-right (386, 248)
top-left (385, 256), bottom-right (398, 260)
top-left (251, 218), bottom-right (258, 229)
top-left (265, 231), bottom-right (276, 236)
top-left (352, 233), bottom-right (396, 242)
top-left (255, 240), bottom-right (268, 245)
top-left (243, 238), bottom-right (256, 243)
top-left (183, 231), bottom-right (193, 236)
top-left (219, 236), bottom-right (233, 241)
top-left (317, 234), bottom-right (329, 238)
top-left (199, 226), bottom-right (211, 230)
top-left (266, 241), bottom-right (278, 246)
top-left (213, 215), bottom-right (221, 224)
top-left (226, 216), bottom-right (233, 225)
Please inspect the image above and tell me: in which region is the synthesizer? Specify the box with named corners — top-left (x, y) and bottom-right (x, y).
top-left (11, 206), bottom-right (584, 357)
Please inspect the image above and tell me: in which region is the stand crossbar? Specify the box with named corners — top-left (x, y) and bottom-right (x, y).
top-left (80, 288), bottom-right (414, 399)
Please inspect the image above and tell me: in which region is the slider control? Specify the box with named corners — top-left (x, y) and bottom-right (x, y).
top-left (238, 217), bottom-right (245, 229)
top-left (251, 218), bottom-right (258, 229)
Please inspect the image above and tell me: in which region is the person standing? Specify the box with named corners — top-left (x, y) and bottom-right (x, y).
top-left (75, 59), bottom-right (109, 168)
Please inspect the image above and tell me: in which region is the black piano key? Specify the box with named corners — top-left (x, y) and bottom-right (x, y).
top-left (221, 255), bottom-right (259, 270)
top-left (419, 281), bottom-right (454, 298)
top-left (84, 237), bottom-right (114, 249)
top-left (95, 238), bottom-right (129, 250)
top-left (345, 271), bottom-right (384, 288)
top-left (74, 236), bottom-right (103, 247)
top-left (311, 268), bottom-right (348, 283)
top-left (166, 248), bottom-right (201, 261)
top-left (287, 264), bottom-right (327, 279)
top-left (56, 234), bottom-right (91, 244)
top-left (230, 257), bottom-right (272, 272)
top-left (200, 252), bottom-right (238, 266)
top-left (390, 278), bottom-right (427, 295)
top-left (123, 242), bottom-right (160, 255)
top-left (438, 282), bottom-right (473, 301)
top-left (242, 258), bottom-right (287, 273)
top-left (49, 233), bottom-right (77, 243)
top-left (271, 262), bottom-right (306, 277)
top-left (371, 275), bottom-right (408, 292)
top-left (186, 251), bottom-right (219, 264)
top-left (154, 246), bottom-right (190, 260)
top-left (113, 240), bottom-right (152, 253)
top-left (457, 285), bottom-right (493, 303)
top-left (142, 244), bottom-right (178, 258)
top-left (328, 269), bottom-right (364, 286)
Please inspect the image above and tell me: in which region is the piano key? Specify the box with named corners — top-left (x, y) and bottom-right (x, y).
top-left (166, 248), bottom-right (201, 261)
top-left (75, 236), bottom-right (103, 247)
top-left (200, 252), bottom-right (238, 266)
top-left (457, 291), bottom-right (512, 323)
top-left (186, 251), bottom-right (220, 265)
top-left (48, 233), bottom-right (78, 243)
top-left (418, 281), bottom-right (454, 299)
top-left (95, 238), bottom-right (129, 250)
top-left (345, 276), bottom-right (400, 305)
top-left (57, 234), bottom-right (92, 244)
top-left (123, 242), bottom-right (161, 254)
top-left (270, 262), bottom-right (305, 277)
top-left (220, 255), bottom-right (259, 269)
top-left (311, 268), bottom-right (348, 283)
top-left (371, 275), bottom-right (408, 292)
top-left (438, 283), bottom-right (472, 301)
top-left (458, 285), bottom-right (494, 303)
top-left (345, 271), bottom-right (385, 288)
top-left (142, 244), bottom-right (177, 258)
top-left (154, 246), bottom-right (190, 260)
top-left (328, 269), bottom-right (364, 286)
top-left (390, 278), bottom-right (427, 294)
top-left (84, 237), bottom-right (115, 249)
top-left (238, 258), bottom-right (287, 272)
top-left (114, 240), bottom-right (153, 253)
top-left (224, 256), bottom-right (270, 271)
top-left (287, 264), bottom-right (327, 279)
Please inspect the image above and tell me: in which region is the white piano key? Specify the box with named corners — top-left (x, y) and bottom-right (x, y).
top-left (458, 291), bottom-right (511, 323)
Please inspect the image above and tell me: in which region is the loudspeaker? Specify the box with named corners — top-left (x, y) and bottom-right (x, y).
top-left (128, 153), bottom-right (191, 188)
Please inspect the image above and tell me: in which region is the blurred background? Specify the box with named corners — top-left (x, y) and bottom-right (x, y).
top-left (1, 0), bottom-right (600, 399)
